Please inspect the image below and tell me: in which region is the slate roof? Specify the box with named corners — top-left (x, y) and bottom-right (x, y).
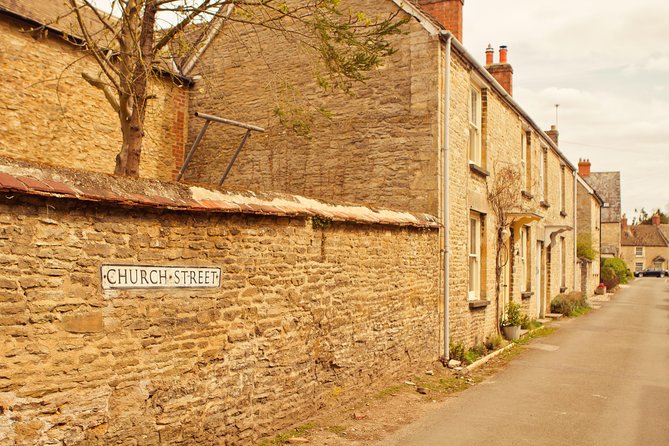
top-left (584, 172), bottom-right (621, 223)
top-left (0, 0), bottom-right (109, 40)
top-left (621, 224), bottom-right (668, 247)
top-left (0, 156), bottom-right (439, 229)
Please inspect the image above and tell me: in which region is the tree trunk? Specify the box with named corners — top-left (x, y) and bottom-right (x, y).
top-left (113, 0), bottom-right (157, 178)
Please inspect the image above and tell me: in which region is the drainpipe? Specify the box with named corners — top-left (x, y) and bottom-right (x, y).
top-left (573, 170), bottom-right (577, 290)
top-left (441, 33), bottom-right (452, 360)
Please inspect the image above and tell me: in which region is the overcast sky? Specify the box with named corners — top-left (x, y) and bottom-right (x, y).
top-left (463, 0), bottom-right (669, 220)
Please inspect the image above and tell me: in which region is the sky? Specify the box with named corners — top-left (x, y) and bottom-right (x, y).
top-left (463, 0), bottom-right (669, 220)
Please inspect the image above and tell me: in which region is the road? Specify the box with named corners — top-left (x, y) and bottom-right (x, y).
top-left (378, 279), bottom-right (669, 446)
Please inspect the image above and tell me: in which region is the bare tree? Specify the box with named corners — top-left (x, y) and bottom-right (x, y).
top-left (486, 164), bottom-right (524, 332)
top-left (66, 0), bottom-right (406, 177)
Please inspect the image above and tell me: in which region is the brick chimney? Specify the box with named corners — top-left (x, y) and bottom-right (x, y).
top-left (485, 45), bottom-right (513, 95)
top-left (419, 0), bottom-right (464, 42)
top-left (622, 214), bottom-right (628, 229)
top-left (652, 213), bottom-right (661, 226)
top-left (545, 125), bottom-right (559, 146)
top-left (578, 158), bottom-right (591, 177)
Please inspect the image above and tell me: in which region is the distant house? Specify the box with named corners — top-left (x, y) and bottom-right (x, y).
top-left (578, 159), bottom-right (621, 258)
top-left (620, 214), bottom-right (669, 272)
top-left (576, 172), bottom-right (603, 295)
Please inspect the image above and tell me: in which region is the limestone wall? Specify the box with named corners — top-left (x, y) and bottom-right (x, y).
top-left (0, 192), bottom-right (439, 445)
top-left (0, 15), bottom-right (187, 180)
top-left (187, 0), bottom-right (440, 215)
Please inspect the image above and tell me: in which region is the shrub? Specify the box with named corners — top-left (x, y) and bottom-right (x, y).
top-left (601, 265), bottom-right (619, 290)
top-left (501, 302), bottom-right (523, 327)
top-left (484, 334), bottom-right (503, 351)
top-left (449, 341), bottom-right (466, 363)
top-left (577, 233), bottom-right (598, 261)
top-left (602, 258), bottom-right (632, 284)
top-left (550, 291), bottom-right (588, 316)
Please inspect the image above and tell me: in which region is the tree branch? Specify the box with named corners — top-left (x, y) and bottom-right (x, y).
top-left (82, 71), bottom-right (121, 112)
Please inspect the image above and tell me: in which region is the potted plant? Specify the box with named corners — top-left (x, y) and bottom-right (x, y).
top-left (501, 301), bottom-right (523, 340)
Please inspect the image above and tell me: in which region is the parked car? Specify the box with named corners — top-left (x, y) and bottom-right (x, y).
top-left (634, 267), bottom-right (668, 278)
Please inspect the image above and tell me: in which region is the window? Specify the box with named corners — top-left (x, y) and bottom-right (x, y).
top-left (539, 148), bottom-right (546, 201)
top-left (635, 246), bottom-right (644, 257)
top-left (524, 132), bottom-right (531, 192)
top-left (560, 165), bottom-right (566, 213)
top-left (635, 262), bottom-right (644, 272)
top-left (468, 86), bottom-right (482, 166)
top-left (469, 214), bottom-right (481, 300)
top-left (520, 226), bottom-right (531, 292)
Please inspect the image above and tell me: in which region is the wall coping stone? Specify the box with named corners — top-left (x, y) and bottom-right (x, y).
top-left (0, 156), bottom-right (440, 229)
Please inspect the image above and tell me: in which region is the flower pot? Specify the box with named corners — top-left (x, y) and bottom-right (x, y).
top-left (502, 325), bottom-right (521, 341)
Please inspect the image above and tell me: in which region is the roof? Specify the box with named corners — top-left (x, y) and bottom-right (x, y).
top-left (621, 225), bottom-right (668, 247)
top-left (0, 156), bottom-right (439, 229)
top-left (584, 172), bottom-right (621, 223)
top-left (0, 0), bottom-right (110, 42)
top-left (660, 224), bottom-right (669, 241)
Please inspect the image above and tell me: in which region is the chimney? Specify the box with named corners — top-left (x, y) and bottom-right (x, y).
top-left (485, 45), bottom-right (513, 95)
top-left (546, 125), bottom-right (559, 146)
top-left (652, 213), bottom-right (661, 226)
top-left (419, 0), bottom-right (464, 42)
top-left (622, 214), bottom-right (628, 229)
top-left (578, 158), bottom-right (591, 177)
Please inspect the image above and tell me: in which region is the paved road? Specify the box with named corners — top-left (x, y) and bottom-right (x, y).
top-left (379, 279), bottom-right (669, 446)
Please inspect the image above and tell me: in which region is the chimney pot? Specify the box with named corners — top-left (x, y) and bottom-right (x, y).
top-left (499, 45), bottom-right (508, 64)
top-left (485, 44), bottom-right (494, 65)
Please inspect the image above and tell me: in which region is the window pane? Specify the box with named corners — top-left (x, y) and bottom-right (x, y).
top-left (470, 218), bottom-right (477, 254)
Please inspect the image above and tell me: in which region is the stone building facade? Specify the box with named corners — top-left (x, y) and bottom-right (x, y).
top-left (0, 158), bottom-right (439, 445)
top-left (0, 1), bottom-right (187, 181)
top-left (620, 215), bottom-right (669, 273)
top-left (576, 174), bottom-right (603, 295)
top-left (579, 160), bottom-right (622, 259)
top-left (186, 0), bottom-right (581, 349)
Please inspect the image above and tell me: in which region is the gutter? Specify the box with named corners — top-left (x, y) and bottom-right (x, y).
top-left (442, 34), bottom-right (453, 360)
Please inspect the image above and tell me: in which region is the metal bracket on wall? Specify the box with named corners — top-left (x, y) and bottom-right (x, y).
top-left (176, 112), bottom-right (265, 185)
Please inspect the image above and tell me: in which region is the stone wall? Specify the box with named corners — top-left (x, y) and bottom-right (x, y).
top-left (620, 245), bottom-right (668, 271)
top-left (186, 0), bottom-right (440, 215)
top-left (0, 189), bottom-right (439, 445)
top-left (0, 15), bottom-right (187, 180)
top-left (576, 181), bottom-right (601, 294)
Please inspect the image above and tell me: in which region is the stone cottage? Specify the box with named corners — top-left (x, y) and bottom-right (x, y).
top-left (620, 214), bottom-right (669, 273)
top-left (183, 0), bottom-right (582, 349)
top-left (578, 159), bottom-right (622, 259)
top-left (576, 170), bottom-right (603, 296)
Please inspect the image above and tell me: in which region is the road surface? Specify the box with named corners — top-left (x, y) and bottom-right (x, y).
top-left (379, 279), bottom-right (669, 446)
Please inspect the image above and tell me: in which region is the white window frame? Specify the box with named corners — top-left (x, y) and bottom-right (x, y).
top-left (468, 214), bottom-right (481, 300)
top-left (539, 147), bottom-right (546, 201)
top-left (635, 246), bottom-right (644, 257)
top-left (560, 165), bottom-right (566, 213)
top-left (520, 131), bottom-right (527, 190)
top-left (635, 262), bottom-right (644, 272)
top-left (468, 86), bottom-right (482, 166)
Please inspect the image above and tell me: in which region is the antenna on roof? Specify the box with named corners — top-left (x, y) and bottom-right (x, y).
top-left (555, 104), bottom-right (560, 128)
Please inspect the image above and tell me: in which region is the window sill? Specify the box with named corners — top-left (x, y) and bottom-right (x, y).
top-left (469, 163), bottom-right (490, 178)
top-left (468, 299), bottom-right (490, 310)
top-left (540, 201), bottom-right (551, 209)
top-left (560, 210), bottom-right (568, 217)
top-left (521, 291), bottom-right (533, 300)
top-left (521, 191), bottom-right (534, 200)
